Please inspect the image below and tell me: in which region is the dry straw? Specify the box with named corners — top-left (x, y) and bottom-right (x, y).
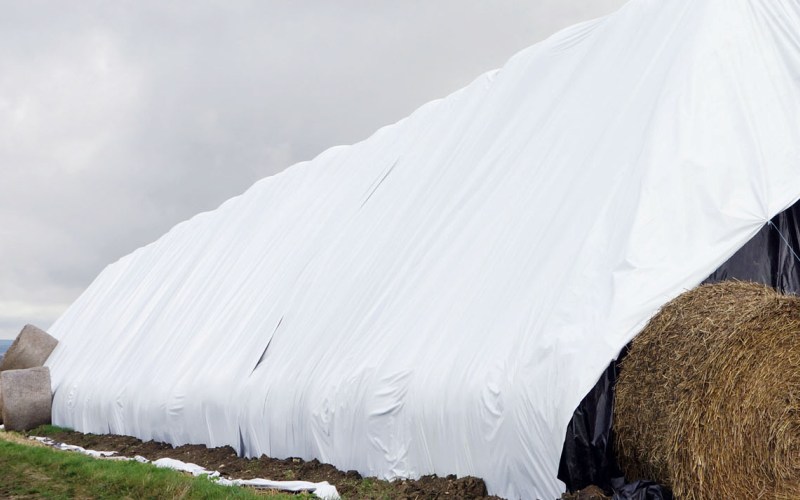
top-left (614, 281), bottom-right (800, 499)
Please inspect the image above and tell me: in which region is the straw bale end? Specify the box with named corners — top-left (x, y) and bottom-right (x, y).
top-left (0, 324), bottom-right (58, 372)
top-left (1, 367), bottom-right (52, 431)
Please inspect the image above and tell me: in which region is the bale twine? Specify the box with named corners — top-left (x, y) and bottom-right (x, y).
top-left (0, 324), bottom-right (58, 372)
top-left (613, 281), bottom-right (800, 499)
top-left (0, 367), bottom-right (52, 431)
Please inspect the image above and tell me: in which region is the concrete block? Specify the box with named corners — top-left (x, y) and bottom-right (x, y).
top-left (0, 325), bottom-right (58, 372)
top-left (1, 367), bottom-right (52, 431)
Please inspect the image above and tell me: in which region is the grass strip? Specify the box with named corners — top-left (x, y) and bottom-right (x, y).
top-left (0, 437), bottom-right (300, 499)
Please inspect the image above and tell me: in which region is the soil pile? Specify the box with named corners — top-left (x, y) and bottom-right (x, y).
top-left (560, 485), bottom-right (609, 499)
top-left (33, 428), bottom-right (500, 499)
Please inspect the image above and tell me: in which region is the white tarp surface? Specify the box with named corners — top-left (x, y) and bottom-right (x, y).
top-left (46, 0), bottom-right (800, 498)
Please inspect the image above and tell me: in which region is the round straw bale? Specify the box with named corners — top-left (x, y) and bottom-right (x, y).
top-left (614, 281), bottom-right (800, 499)
top-left (0, 367), bottom-right (52, 431)
top-left (0, 324), bottom-right (58, 372)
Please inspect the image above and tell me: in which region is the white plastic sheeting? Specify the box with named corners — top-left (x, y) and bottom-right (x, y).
top-left (31, 436), bottom-right (118, 458)
top-left (46, 0), bottom-right (800, 498)
top-left (151, 458), bottom-right (340, 499)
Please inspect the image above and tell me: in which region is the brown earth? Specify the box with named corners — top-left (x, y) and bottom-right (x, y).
top-left (560, 485), bottom-right (610, 499)
top-left (30, 427), bottom-right (502, 500)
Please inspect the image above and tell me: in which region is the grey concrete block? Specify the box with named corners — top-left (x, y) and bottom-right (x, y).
top-left (1, 367), bottom-right (52, 431)
top-left (0, 325), bottom-right (58, 372)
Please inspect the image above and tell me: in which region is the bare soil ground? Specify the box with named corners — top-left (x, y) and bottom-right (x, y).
top-left (30, 427), bottom-right (502, 499)
top-left (560, 485), bottom-right (610, 499)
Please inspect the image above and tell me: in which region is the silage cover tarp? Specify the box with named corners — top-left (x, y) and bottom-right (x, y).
top-left (45, 1), bottom-right (800, 498)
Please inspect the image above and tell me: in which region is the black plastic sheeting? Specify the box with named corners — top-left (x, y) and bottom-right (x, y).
top-left (609, 479), bottom-right (671, 500)
top-left (557, 199), bottom-right (800, 499)
top-left (557, 347), bottom-right (671, 500)
top-left (704, 202), bottom-right (800, 294)
top-left (557, 357), bottom-right (623, 493)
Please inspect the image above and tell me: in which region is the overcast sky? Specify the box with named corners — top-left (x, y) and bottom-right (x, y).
top-left (0, 0), bottom-right (626, 339)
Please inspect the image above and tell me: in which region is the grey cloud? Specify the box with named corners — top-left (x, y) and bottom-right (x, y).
top-left (0, 0), bottom-right (626, 338)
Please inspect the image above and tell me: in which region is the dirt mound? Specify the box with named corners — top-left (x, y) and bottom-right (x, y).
top-left (614, 281), bottom-right (800, 499)
top-left (560, 485), bottom-right (609, 499)
top-left (33, 428), bottom-right (500, 499)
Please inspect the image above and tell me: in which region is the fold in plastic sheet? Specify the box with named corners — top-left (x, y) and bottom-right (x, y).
top-left (45, 1), bottom-right (800, 498)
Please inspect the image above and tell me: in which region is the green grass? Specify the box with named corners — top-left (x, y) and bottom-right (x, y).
top-left (23, 425), bottom-right (401, 498)
top-left (0, 438), bottom-right (299, 499)
top-left (28, 424), bottom-right (69, 436)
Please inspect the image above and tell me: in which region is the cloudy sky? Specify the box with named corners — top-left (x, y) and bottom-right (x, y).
top-left (0, 0), bottom-right (626, 339)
